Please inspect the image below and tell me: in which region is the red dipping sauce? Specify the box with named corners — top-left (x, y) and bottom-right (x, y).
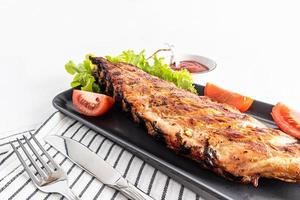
top-left (172, 60), bottom-right (209, 73)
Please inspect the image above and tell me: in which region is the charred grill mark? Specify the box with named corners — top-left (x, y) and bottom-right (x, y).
top-left (105, 73), bottom-right (111, 81)
top-left (131, 110), bottom-right (140, 123)
top-left (107, 83), bottom-right (114, 96)
top-left (99, 71), bottom-right (107, 91)
top-left (145, 121), bottom-right (155, 135)
top-left (129, 107), bottom-right (147, 129)
top-left (179, 142), bottom-right (191, 155)
top-left (175, 132), bottom-right (182, 142)
top-left (203, 140), bottom-right (217, 168)
top-left (137, 114), bottom-right (146, 127)
top-left (153, 130), bottom-right (166, 145)
top-left (99, 81), bottom-right (106, 93)
top-left (115, 91), bottom-right (124, 102)
top-left (151, 121), bottom-right (167, 145)
top-left (105, 81), bottom-right (110, 93)
top-left (92, 70), bottom-right (99, 84)
top-left (91, 57), bottom-right (114, 97)
top-left (122, 98), bottom-right (132, 112)
top-left (89, 56), bottom-right (101, 66)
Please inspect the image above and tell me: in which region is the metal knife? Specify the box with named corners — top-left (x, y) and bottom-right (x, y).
top-left (44, 135), bottom-right (154, 200)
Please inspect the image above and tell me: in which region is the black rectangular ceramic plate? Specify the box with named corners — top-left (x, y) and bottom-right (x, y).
top-left (52, 85), bottom-right (299, 200)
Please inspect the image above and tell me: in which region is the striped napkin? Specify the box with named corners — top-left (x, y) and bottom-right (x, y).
top-left (0, 112), bottom-right (202, 200)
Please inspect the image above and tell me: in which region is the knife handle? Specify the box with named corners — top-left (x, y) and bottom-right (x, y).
top-left (114, 178), bottom-right (154, 200)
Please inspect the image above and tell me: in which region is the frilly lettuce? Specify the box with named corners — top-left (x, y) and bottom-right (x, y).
top-left (65, 55), bottom-right (100, 93)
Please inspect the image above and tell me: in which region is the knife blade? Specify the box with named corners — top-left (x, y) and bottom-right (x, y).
top-left (44, 135), bottom-right (154, 200)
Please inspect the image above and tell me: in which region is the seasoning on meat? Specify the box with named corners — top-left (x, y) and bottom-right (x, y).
top-left (90, 57), bottom-right (300, 186)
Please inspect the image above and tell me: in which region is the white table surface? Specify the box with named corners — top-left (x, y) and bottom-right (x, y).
top-left (0, 0), bottom-right (300, 134)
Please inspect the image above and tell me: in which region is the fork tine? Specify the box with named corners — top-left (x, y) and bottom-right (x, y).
top-left (16, 138), bottom-right (48, 180)
top-left (10, 142), bottom-right (40, 185)
top-left (29, 132), bottom-right (59, 169)
top-left (23, 135), bottom-right (52, 175)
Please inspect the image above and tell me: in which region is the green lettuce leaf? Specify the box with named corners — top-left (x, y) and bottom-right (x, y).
top-left (64, 55), bottom-right (100, 93)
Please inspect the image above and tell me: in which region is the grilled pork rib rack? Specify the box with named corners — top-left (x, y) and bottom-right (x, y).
top-left (90, 57), bottom-right (300, 186)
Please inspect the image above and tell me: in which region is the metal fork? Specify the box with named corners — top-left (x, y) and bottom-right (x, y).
top-left (10, 133), bottom-right (80, 200)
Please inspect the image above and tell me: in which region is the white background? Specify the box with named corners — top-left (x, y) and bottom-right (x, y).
top-left (0, 0), bottom-right (300, 134)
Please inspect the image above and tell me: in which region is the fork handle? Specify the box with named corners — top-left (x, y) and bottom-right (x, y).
top-left (59, 188), bottom-right (80, 200)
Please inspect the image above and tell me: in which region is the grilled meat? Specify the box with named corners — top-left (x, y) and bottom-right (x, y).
top-left (90, 57), bottom-right (300, 186)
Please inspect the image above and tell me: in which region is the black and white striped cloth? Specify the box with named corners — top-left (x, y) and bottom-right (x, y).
top-left (0, 112), bottom-right (202, 200)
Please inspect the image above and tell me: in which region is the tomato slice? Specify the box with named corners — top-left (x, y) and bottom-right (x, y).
top-left (72, 90), bottom-right (114, 116)
top-left (204, 83), bottom-right (254, 112)
top-left (271, 102), bottom-right (300, 139)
